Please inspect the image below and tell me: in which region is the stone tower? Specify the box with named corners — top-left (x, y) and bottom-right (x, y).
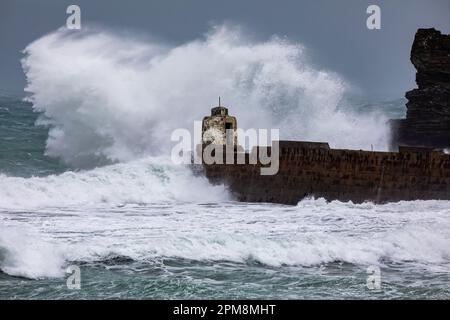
top-left (202, 99), bottom-right (238, 147)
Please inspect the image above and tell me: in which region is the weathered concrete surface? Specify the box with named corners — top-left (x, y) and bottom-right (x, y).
top-left (202, 141), bottom-right (450, 204)
top-left (202, 106), bottom-right (238, 146)
top-left (390, 28), bottom-right (450, 149)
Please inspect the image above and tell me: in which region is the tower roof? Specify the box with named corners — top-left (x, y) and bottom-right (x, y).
top-left (211, 106), bottom-right (228, 116)
top-left (210, 97), bottom-right (228, 116)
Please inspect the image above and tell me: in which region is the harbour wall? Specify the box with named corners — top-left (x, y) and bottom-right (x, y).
top-left (201, 141), bottom-right (450, 204)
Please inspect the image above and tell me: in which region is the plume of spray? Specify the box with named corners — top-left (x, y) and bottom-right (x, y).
top-left (22, 24), bottom-right (390, 168)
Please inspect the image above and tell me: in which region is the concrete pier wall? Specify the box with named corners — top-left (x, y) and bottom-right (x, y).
top-left (202, 141), bottom-right (450, 204)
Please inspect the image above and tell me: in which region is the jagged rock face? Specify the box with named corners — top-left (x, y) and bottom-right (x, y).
top-left (390, 28), bottom-right (450, 149)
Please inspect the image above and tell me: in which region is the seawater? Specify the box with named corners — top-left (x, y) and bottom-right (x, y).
top-left (1, 96), bottom-right (449, 299)
top-left (1, 25), bottom-right (448, 299)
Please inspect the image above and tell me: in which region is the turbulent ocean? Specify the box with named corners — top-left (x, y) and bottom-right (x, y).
top-left (1, 25), bottom-right (450, 299)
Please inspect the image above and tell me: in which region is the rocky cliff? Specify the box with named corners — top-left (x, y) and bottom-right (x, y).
top-left (390, 28), bottom-right (450, 149)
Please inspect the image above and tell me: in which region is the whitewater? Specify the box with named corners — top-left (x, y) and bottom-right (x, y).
top-left (0, 25), bottom-right (449, 299)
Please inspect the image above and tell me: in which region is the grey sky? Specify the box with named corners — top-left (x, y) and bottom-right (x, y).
top-left (1, 0), bottom-right (449, 98)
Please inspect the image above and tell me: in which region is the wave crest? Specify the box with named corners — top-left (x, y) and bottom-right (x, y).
top-left (22, 25), bottom-right (389, 167)
top-left (0, 157), bottom-right (228, 209)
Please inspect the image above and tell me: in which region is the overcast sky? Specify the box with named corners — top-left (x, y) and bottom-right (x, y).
top-left (1, 0), bottom-right (449, 98)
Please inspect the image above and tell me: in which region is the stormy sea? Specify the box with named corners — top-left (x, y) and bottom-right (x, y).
top-left (1, 26), bottom-right (449, 299)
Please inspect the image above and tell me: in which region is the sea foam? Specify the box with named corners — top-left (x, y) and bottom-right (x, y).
top-left (1, 199), bottom-right (450, 279)
top-left (22, 25), bottom-right (390, 168)
top-left (0, 157), bottom-right (228, 209)
top-left (3, 24), bottom-right (443, 282)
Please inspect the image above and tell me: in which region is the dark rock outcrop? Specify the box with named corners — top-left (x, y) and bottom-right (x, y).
top-left (390, 28), bottom-right (450, 150)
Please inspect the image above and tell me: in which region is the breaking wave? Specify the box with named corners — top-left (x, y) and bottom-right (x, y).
top-left (22, 24), bottom-right (390, 168)
top-left (3, 24), bottom-right (435, 282)
top-left (0, 226), bottom-right (65, 278)
top-left (0, 157), bottom-right (228, 209)
top-left (1, 198), bottom-right (450, 279)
